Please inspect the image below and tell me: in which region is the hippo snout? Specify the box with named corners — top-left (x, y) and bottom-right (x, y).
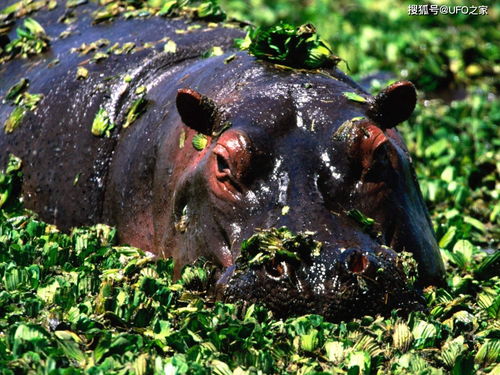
top-left (220, 229), bottom-right (425, 321)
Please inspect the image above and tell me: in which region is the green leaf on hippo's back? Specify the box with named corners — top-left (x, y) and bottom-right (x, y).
top-left (202, 45), bottom-right (224, 58)
top-left (5, 78), bottom-right (29, 103)
top-left (91, 107), bottom-right (114, 137)
top-left (164, 39), bottom-right (177, 53)
top-left (4, 105), bottom-right (27, 134)
top-left (241, 23), bottom-right (338, 69)
top-left (124, 97), bottom-right (148, 128)
top-left (192, 133), bottom-right (208, 151)
top-left (76, 66), bottom-right (89, 80)
top-left (21, 92), bottom-right (43, 111)
top-left (6, 154), bottom-right (22, 174)
top-left (346, 209), bottom-right (375, 230)
top-left (23, 18), bottom-right (46, 37)
top-left (343, 92), bottom-right (367, 103)
top-left (92, 51), bottom-right (109, 63)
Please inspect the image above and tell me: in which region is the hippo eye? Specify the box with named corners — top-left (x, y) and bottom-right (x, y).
top-left (364, 143), bottom-right (392, 183)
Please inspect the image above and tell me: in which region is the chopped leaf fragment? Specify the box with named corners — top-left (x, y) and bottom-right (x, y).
top-left (92, 51), bottom-right (109, 62)
top-left (343, 91), bottom-right (368, 103)
top-left (91, 107), bottom-right (114, 137)
top-left (135, 86), bottom-right (147, 95)
top-left (5, 78), bottom-right (29, 103)
top-left (76, 66), bottom-right (89, 80)
top-left (5, 17), bottom-right (49, 58)
top-left (347, 209), bottom-right (375, 230)
top-left (0, 112), bottom-right (27, 140)
top-left (163, 39), bottom-right (177, 53)
top-left (202, 45), bottom-right (223, 58)
top-left (124, 97), bottom-right (148, 128)
top-left (192, 133), bottom-right (208, 151)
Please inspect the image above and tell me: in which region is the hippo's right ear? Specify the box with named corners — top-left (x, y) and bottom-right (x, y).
top-left (176, 88), bottom-right (218, 135)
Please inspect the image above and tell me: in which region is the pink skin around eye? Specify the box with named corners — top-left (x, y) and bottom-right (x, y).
top-left (359, 124), bottom-right (389, 170)
top-left (208, 131), bottom-right (251, 201)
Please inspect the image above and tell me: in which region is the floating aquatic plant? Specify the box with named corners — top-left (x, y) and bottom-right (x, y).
top-left (237, 23), bottom-right (340, 69)
top-left (238, 227), bottom-right (322, 267)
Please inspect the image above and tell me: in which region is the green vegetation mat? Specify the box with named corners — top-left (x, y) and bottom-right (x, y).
top-left (0, 0), bottom-right (499, 373)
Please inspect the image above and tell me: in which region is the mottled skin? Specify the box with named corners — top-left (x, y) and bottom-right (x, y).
top-left (0, 4), bottom-right (445, 320)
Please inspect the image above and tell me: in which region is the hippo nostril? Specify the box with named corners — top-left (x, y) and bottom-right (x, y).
top-left (346, 251), bottom-right (369, 274)
top-left (265, 260), bottom-right (289, 280)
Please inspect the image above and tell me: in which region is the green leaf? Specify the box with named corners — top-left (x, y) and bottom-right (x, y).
top-left (343, 92), bottom-right (367, 103)
top-left (192, 133), bottom-right (208, 150)
top-left (412, 320), bottom-right (438, 349)
top-left (347, 351), bottom-right (371, 374)
top-left (439, 226), bottom-right (457, 248)
top-left (474, 251), bottom-right (500, 280)
top-left (393, 322), bottom-right (413, 352)
top-left (452, 240), bottom-right (474, 268)
top-left (440, 336), bottom-right (466, 368)
top-left (24, 18), bottom-right (46, 36)
top-left (5, 78), bottom-right (29, 103)
top-left (300, 329), bottom-right (319, 352)
top-left (76, 66), bottom-right (89, 80)
top-left (4, 106), bottom-right (27, 134)
top-left (324, 341), bottom-right (345, 364)
top-left (124, 97), bottom-right (148, 128)
top-left (211, 360), bottom-right (232, 375)
top-left (475, 340), bottom-right (500, 366)
top-left (91, 107), bottom-right (115, 137)
top-left (346, 209), bottom-right (375, 230)
top-left (164, 39), bottom-right (177, 53)
top-left (241, 23), bottom-right (339, 69)
top-left (202, 45), bottom-right (224, 58)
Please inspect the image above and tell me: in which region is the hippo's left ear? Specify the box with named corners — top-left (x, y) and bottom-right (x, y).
top-left (176, 88), bottom-right (218, 135)
top-left (367, 81), bottom-right (417, 129)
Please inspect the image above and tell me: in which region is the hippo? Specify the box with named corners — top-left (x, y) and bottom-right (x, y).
top-left (0, 2), bottom-right (444, 320)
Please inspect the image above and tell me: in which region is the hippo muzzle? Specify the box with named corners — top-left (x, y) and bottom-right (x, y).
top-left (220, 235), bottom-right (425, 321)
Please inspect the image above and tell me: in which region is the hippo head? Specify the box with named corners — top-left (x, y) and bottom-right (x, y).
top-left (153, 62), bottom-right (445, 320)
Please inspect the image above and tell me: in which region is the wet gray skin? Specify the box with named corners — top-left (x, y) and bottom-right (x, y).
top-left (0, 6), bottom-right (444, 320)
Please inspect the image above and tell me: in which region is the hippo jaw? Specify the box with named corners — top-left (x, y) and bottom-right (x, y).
top-left (217, 229), bottom-right (425, 321)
